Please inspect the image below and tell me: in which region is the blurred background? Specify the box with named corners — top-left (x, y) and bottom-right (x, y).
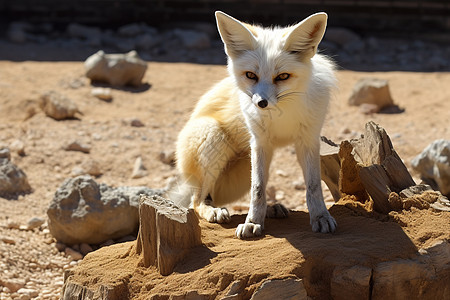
top-left (0, 0), bottom-right (449, 70)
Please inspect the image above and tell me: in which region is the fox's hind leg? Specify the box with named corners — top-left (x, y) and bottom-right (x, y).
top-left (192, 175), bottom-right (230, 223)
top-left (177, 117), bottom-right (232, 223)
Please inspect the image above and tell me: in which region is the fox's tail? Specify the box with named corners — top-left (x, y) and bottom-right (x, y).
top-left (164, 175), bottom-right (196, 208)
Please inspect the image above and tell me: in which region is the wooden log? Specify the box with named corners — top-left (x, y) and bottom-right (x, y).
top-left (135, 195), bottom-right (201, 275)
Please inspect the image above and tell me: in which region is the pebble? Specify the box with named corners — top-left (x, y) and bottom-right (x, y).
top-left (17, 288), bottom-right (39, 298)
top-left (293, 180), bottom-right (306, 190)
top-left (6, 221), bottom-right (21, 229)
top-left (130, 118), bottom-right (145, 127)
top-left (275, 190), bottom-right (285, 201)
top-left (10, 139), bottom-right (25, 156)
top-left (26, 217), bottom-right (45, 230)
top-left (91, 87), bottom-right (113, 101)
top-left (80, 243), bottom-right (93, 255)
top-left (1, 236), bottom-right (16, 245)
top-left (159, 150), bottom-right (175, 166)
top-left (65, 247), bottom-right (83, 261)
top-left (65, 140), bottom-right (91, 153)
top-left (276, 169), bottom-right (288, 177)
top-left (131, 156), bottom-right (147, 179)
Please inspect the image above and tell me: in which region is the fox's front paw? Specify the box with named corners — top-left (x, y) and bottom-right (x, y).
top-left (205, 207), bottom-right (230, 224)
top-left (235, 222), bottom-right (262, 239)
top-left (311, 212), bottom-right (337, 233)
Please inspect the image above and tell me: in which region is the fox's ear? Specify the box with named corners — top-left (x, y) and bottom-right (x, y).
top-left (283, 12), bottom-right (328, 59)
top-left (215, 11), bottom-right (257, 58)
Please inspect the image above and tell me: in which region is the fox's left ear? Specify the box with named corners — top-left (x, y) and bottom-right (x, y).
top-left (283, 12), bottom-right (328, 59)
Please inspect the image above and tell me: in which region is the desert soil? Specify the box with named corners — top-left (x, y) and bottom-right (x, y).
top-left (0, 47), bottom-right (449, 299)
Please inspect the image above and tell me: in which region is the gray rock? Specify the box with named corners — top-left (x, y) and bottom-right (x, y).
top-left (7, 25), bottom-right (27, 44)
top-left (66, 23), bottom-right (101, 47)
top-left (136, 33), bottom-right (160, 51)
top-left (173, 29), bottom-right (211, 49)
top-left (84, 50), bottom-right (147, 87)
top-left (39, 91), bottom-right (82, 120)
top-left (0, 148), bottom-right (32, 199)
top-left (411, 139), bottom-right (450, 196)
top-left (324, 27), bottom-right (362, 48)
top-left (47, 175), bottom-right (163, 245)
top-left (117, 23), bottom-right (143, 37)
top-left (348, 78), bottom-right (394, 110)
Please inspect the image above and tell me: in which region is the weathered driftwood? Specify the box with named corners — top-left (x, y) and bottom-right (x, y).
top-left (320, 137), bottom-right (341, 202)
top-left (340, 122), bottom-right (416, 213)
top-left (135, 195), bottom-right (201, 275)
top-left (321, 121), bottom-right (449, 213)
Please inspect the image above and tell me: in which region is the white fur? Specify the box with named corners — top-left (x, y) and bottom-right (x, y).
top-left (173, 11), bottom-right (337, 238)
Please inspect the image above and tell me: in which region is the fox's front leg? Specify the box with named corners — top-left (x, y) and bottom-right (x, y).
top-left (296, 140), bottom-right (337, 233)
top-left (236, 139), bottom-right (272, 239)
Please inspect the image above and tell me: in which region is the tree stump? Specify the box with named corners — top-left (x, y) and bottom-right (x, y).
top-left (134, 195), bottom-right (201, 275)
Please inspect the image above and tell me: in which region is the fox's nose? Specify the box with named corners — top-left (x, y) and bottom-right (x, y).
top-left (257, 99), bottom-right (268, 108)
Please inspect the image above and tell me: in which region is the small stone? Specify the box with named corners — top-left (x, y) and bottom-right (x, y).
top-left (359, 103), bottom-right (380, 114)
top-left (1, 236), bottom-right (16, 245)
top-left (17, 288), bottom-right (38, 298)
top-left (348, 78), bottom-right (394, 110)
top-left (79, 243), bottom-right (93, 256)
top-left (340, 127), bottom-right (351, 135)
top-left (81, 159), bottom-right (102, 177)
top-left (55, 242), bottom-right (66, 252)
top-left (275, 190), bottom-right (285, 201)
top-left (0, 278), bottom-right (26, 292)
top-left (39, 91), bottom-right (81, 120)
top-left (65, 141), bottom-right (91, 153)
top-left (293, 180), bottom-right (306, 190)
top-left (10, 140), bottom-right (25, 156)
top-left (131, 156), bottom-right (147, 179)
top-left (159, 150), bottom-right (175, 166)
top-left (100, 239), bottom-right (115, 247)
top-left (91, 87), bottom-right (112, 102)
top-left (130, 118), bottom-right (145, 127)
top-left (6, 221), bottom-right (21, 229)
top-left (276, 169), bottom-right (288, 177)
top-left (65, 247), bottom-right (83, 261)
top-left (26, 217), bottom-right (45, 230)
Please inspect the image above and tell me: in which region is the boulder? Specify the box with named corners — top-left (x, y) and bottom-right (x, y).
top-left (0, 148), bottom-right (32, 198)
top-left (66, 23), bottom-right (101, 47)
top-left (39, 91), bottom-right (81, 120)
top-left (173, 29), bottom-right (211, 49)
top-left (411, 139), bottom-right (450, 197)
top-left (324, 27), bottom-right (362, 48)
top-left (348, 78), bottom-right (394, 112)
top-left (84, 50), bottom-right (147, 87)
top-left (47, 175), bottom-right (163, 245)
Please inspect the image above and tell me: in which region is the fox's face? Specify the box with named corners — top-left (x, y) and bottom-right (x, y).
top-left (215, 12), bottom-right (328, 110)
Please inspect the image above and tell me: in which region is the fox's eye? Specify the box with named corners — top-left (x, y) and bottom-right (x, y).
top-left (275, 73), bottom-right (290, 81)
top-left (245, 72), bottom-right (258, 81)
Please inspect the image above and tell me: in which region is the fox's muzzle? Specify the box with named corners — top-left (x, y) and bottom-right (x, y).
top-left (252, 93), bottom-right (269, 109)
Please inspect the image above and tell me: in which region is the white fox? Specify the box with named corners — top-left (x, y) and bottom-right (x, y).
top-left (172, 11), bottom-right (337, 238)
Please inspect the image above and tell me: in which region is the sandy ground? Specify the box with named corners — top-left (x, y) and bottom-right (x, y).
top-left (0, 54), bottom-right (449, 298)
